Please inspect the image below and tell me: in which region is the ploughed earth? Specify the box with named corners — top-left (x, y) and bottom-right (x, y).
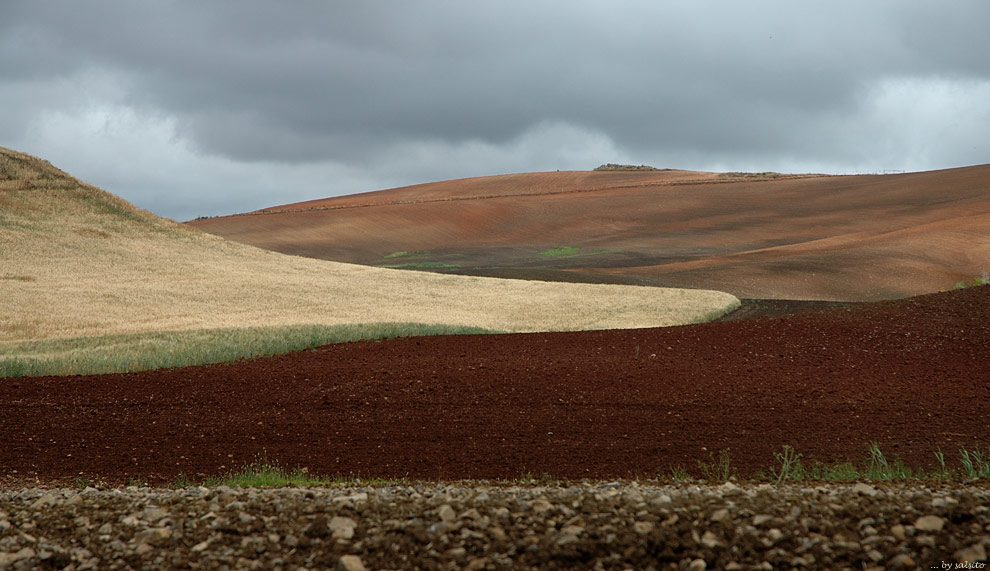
top-left (188, 165), bottom-right (990, 302)
top-left (2, 286), bottom-right (988, 486)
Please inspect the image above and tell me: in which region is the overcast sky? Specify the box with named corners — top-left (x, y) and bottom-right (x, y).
top-left (3, 1), bottom-right (989, 220)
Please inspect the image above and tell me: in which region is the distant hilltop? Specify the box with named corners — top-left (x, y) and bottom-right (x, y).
top-left (593, 163), bottom-right (670, 171)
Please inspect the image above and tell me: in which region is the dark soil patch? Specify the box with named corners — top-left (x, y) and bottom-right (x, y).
top-left (2, 287), bottom-right (989, 485)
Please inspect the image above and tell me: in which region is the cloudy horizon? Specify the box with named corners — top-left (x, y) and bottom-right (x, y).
top-left (3, 1), bottom-right (989, 221)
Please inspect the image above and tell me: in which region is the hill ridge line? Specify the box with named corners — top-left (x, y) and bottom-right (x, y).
top-left (227, 173), bottom-right (830, 218)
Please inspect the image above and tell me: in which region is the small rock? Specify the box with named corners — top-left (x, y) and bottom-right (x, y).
top-left (889, 553), bottom-right (916, 568)
top-left (338, 554), bottom-right (366, 571)
top-left (852, 483), bottom-right (877, 497)
top-left (464, 557), bottom-right (490, 571)
top-left (488, 526), bottom-right (508, 542)
top-left (0, 547), bottom-right (35, 565)
top-left (107, 540), bottom-right (126, 552)
top-left (932, 496), bottom-right (958, 508)
top-left (890, 524), bottom-right (906, 541)
top-left (700, 530), bottom-right (723, 549)
top-left (649, 494), bottom-right (672, 506)
top-left (460, 508), bottom-right (482, 521)
top-left (142, 507), bottom-right (168, 521)
top-left (133, 527), bottom-right (172, 545)
top-left (633, 521), bottom-right (654, 535)
top-left (330, 516), bottom-right (357, 540)
top-left (556, 525), bottom-right (584, 545)
top-left (752, 514), bottom-right (773, 527)
top-left (688, 558), bottom-right (707, 571)
top-left (30, 494), bottom-right (57, 510)
top-left (623, 489), bottom-right (644, 503)
top-left (866, 549), bottom-right (884, 563)
top-left (710, 508), bottom-right (730, 523)
top-left (191, 536), bottom-right (216, 552)
top-left (437, 504), bottom-right (456, 523)
top-left (529, 499), bottom-right (553, 514)
top-left (954, 542), bottom-right (986, 563)
top-left (446, 547), bottom-right (467, 559)
top-left (914, 515), bottom-right (945, 532)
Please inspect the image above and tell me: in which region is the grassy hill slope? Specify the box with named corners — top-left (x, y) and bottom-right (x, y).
top-left (0, 147), bottom-right (738, 376)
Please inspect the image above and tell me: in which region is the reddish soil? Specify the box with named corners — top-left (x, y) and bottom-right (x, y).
top-left (188, 165), bottom-right (990, 301)
top-left (3, 286), bottom-right (988, 485)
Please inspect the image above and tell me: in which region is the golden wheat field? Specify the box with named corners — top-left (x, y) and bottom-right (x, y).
top-left (0, 147), bottom-right (738, 353)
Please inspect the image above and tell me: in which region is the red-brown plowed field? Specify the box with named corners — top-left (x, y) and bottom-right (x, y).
top-left (3, 286), bottom-right (989, 485)
top-left (188, 165), bottom-right (990, 301)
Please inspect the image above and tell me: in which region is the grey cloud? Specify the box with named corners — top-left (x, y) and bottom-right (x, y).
top-left (3, 1), bottom-right (989, 218)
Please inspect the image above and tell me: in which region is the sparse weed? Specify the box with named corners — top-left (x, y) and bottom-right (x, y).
top-left (816, 461), bottom-right (861, 482)
top-left (667, 465), bottom-right (692, 483)
top-left (171, 474), bottom-right (194, 489)
top-left (770, 445), bottom-right (805, 484)
top-left (698, 449), bottom-right (735, 482)
top-left (126, 476), bottom-right (148, 488)
top-left (202, 455), bottom-right (332, 488)
top-left (932, 448), bottom-right (955, 480)
top-left (862, 441), bottom-right (914, 480)
top-left (72, 476), bottom-right (95, 490)
top-left (960, 447), bottom-right (990, 479)
top-left (954, 272), bottom-right (990, 289)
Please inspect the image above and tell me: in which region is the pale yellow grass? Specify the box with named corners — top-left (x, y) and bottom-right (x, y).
top-left (0, 147), bottom-right (739, 346)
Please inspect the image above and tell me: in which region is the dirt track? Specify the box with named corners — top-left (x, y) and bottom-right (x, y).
top-left (2, 286), bottom-right (989, 485)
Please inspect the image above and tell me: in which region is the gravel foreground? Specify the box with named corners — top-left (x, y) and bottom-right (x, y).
top-left (2, 482), bottom-right (988, 570)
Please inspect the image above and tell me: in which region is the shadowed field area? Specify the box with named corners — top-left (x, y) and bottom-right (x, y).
top-left (189, 166), bottom-right (990, 301)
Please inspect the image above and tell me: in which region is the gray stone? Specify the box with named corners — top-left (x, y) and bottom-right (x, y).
top-left (914, 515), bottom-right (944, 532)
top-left (338, 554), bottom-right (366, 571)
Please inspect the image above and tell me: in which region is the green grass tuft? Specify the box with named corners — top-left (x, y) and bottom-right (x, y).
top-left (960, 447), bottom-right (990, 479)
top-left (198, 456), bottom-right (409, 488)
top-left (539, 246), bottom-right (582, 258)
top-left (380, 262), bottom-right (460, 269)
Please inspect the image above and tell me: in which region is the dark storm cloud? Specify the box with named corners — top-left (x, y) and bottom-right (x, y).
top-left (3, 1), bottom-right (989, 218)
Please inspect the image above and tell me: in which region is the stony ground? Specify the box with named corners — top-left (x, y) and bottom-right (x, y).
top-left (2, 481), bottom-right (988, 570)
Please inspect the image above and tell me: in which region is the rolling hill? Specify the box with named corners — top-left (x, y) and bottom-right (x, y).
top-left (0, 147), bottom-right (738, 375)
top-left (189, 166), bottom-right (990, 301)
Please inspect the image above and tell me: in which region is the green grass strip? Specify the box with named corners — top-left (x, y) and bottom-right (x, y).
top-left (0, 322), bottom-right (496, 378)
top-left (539, 246), bottom-right (581, 258)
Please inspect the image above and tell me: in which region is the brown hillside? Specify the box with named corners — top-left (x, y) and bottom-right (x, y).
top-left (188, 166), bottom-right (990, 301)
